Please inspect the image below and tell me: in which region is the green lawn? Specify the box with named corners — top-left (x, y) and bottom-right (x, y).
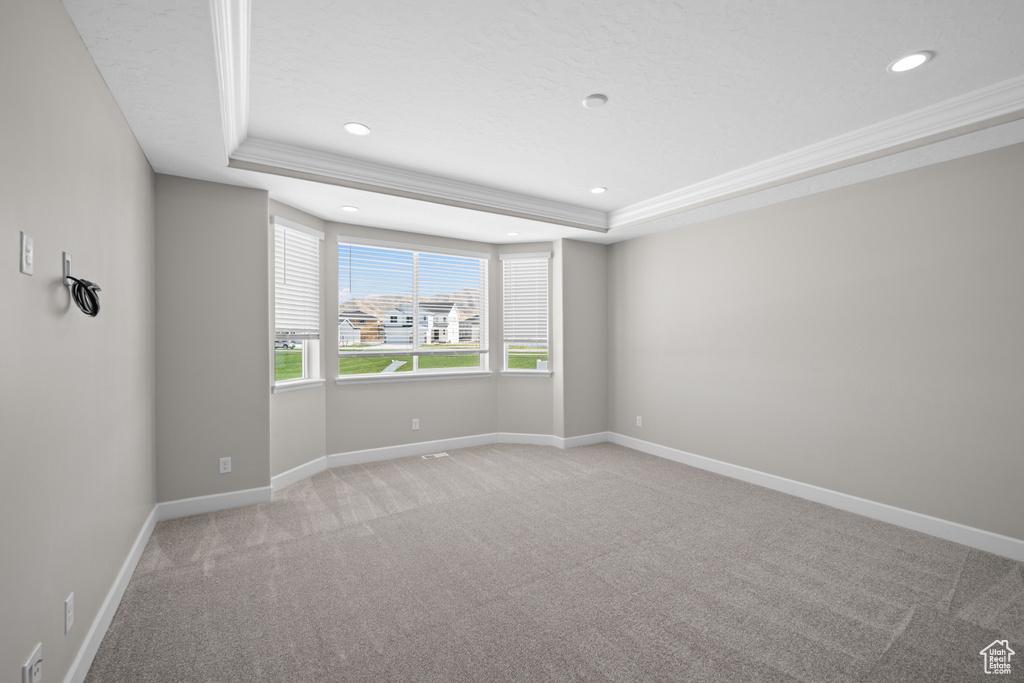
top-left (507, 353), bottom-right (548, 370)
top-left (419, 355), bottom-right (480, 369)
top-left (297, 348), bottom-right (540, 378)
top-left (339, 356), bottom-right (413, 375)
top-left (275, 349), bottom-right (303, 381)
top-left (339, 353), bottom-right (482, 375)
top-left (507, 345), bottom-right (548, 370)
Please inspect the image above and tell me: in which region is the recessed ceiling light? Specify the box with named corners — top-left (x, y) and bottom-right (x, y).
top-left (343, 122), bottom-right (371, 136)
top-left (888, 51), bottom-right (933, 73)
top-left (591, 187), bottom-right (607, 194)
top-left (340, 205), bottom-right (359, 212)
top-left (582, 94), bottom-right (608, 109)
top-left (507, 232), bottom-right (520, 236)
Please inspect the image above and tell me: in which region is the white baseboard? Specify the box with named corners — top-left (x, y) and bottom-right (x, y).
top-left (63, 505), bottom-right (158, 683)
top-left (562, 431), bottom-right (613, 448)
top-left (494, 432), bottom-right (561, 447)
top-left (327, 433), bottom-right (500, 468)
top-left (493, 431), bottom-right (610, 448)
top-left (157, 486), bottom-right (273, 521)
top-left (325, 431), bottom-right (615, 468)
top-left (609, 433), bottom-right (1024, 563)
top-left (272, 456), bottom-right (328, 492)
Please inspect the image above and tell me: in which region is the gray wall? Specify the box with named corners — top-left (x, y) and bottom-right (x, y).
top-left (560, 240), bottom-right (609, 438)
top-left (0, 0), bottom-right (156, 679)
top-left (155, 175), bottom-right (270, 501)
top-left (609, 142), bottom-right (1024, 541)
top-left (269, 201), bottom-right (327, 477)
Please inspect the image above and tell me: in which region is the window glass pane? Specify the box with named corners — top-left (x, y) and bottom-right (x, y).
top-left (418, 354), bottom-right (481, 370)
top-left (338, 244), bottom-right (414, 371)
top-left (275, 341), bottom-right (304, 381)
top-left (335, 242), bottom-right (487, 376)
top-left (418, 252), bottom-right (483, 353)
top-left (507, 344), bottom-right (548, 370)
top-left (502, 256), bottom-right (549, 371)
top-left (338, 356), bottom-right (412, 375)
top-left (338, 242), bottom-right (487, 377)
top-left (274, 218), bottom-right (323, 385)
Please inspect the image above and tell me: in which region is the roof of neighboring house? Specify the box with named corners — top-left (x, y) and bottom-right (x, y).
top-left (421, 302), bottom-right (457, 314)
top-left (339, 309), bottom-right (373, 318)
top-left (338, 319), bottom-right (357, 329)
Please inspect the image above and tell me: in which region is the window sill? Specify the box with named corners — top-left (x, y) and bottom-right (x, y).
top-left (336, 370), bottom-right (492, 386)
top-left (272, 378), bottom-right (326, 394)
top-left (501, 370), bottom-right (553, 378)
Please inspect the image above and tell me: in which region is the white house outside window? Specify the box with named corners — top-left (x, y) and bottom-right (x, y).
top-left (337, 238), bottom-right (489, 380)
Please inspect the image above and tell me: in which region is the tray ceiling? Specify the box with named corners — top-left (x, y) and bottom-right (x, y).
top-left (63, 0), bottom-right (1024, 243)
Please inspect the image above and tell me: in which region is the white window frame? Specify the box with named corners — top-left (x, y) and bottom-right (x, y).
top-left (272, 216), bottom-right (325, 393)
top-left (500, 252), bottom-right (551, 377)
top-left (336, 236), bottom-right (490, 384)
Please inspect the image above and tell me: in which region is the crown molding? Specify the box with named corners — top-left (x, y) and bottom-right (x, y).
top-left (209, 0), bottom-right (250, 161)
top-left (230, 137), bottom-right (609, 231)
top-left (609, 74), bottom-right (1024, 230)
top-left (211, 0), bottom-right (1022, 237)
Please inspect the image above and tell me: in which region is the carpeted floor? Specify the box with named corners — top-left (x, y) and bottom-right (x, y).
top-left (86, 443), bottom-right (1023, 682)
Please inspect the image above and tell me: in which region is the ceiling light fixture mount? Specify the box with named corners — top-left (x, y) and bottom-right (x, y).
top-left (343, 122), bottom-right (371, 136)
top-left (591, 187), bottom-right (607, 194)
top-left (888, 51), bottom-right (933, 73)
top-left (582, 94), bottom-right (608, 109)
top-left (340, 205), bottom-right (359, 212)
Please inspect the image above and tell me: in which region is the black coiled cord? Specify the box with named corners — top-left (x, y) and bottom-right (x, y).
top-left (67, 276), bottom-right (102, 317)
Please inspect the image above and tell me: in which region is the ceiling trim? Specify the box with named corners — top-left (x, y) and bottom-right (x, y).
top-left (209, 5), bottom-right (1022, 234)
top-left (230, 138), bottom-right (609, 231)
top-left (209, 0), bottom-right (250, 162)
top-left (609, 74), bottom-right (1024, 229)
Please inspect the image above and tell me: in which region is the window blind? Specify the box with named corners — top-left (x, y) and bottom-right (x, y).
top-left (274, 218), bottom-right (323, 340)
top-left (337, 241), bottom-right (488, 375)
top-left (501, 253), bottom-right (549, 348)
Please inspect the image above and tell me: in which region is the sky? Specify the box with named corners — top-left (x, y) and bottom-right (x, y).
top-left (338, 244), bottom-right (483, 304)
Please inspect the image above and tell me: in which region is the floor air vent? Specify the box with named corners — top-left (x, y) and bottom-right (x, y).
top-left (421, 452), bottom-right (450, 459)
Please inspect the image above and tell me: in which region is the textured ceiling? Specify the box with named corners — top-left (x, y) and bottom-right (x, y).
top-left (247, 0), bottom-right (1024, 207)
top-left (62, 0), bottom-right (1024, 243)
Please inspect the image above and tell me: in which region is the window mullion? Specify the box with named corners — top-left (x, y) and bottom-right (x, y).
top-left (412, 251), bottom-right (420, 371)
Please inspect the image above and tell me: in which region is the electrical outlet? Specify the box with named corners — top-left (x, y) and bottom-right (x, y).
top-left (22, 642), bottom-right (42, 683)
top-left (412, 418), bottom-right (419, 431)
top-left (20, 231), bottom-right (34, 275)
top-left (219, 457), bottom-right (231, 474)
top-left (65, 592), bottom-right (74, 634)
top-left (636, 416), bottom-right (643, 427)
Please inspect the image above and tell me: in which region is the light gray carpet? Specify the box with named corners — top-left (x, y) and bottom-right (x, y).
top-left (86, 443), bottom-right (1023, 682)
